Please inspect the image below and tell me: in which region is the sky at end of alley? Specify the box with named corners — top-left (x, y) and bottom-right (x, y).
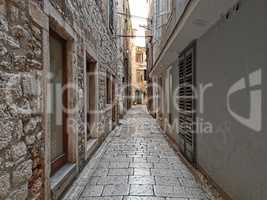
top-left (129, 0), bottom-right (149, 47)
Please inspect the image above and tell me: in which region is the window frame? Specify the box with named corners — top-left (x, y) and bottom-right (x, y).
top-left (106, 72), bottom-right (112, 105)
top-left (136, 53), bottom-right (144, 63)
top-left (108, 0), bottom-right (114, 33)
top-left (166, 0), bottom-right (174, 26)
top-left (49, 30), bottom-right (69, 176)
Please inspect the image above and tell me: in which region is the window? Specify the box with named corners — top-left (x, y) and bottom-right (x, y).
top-left (137, 70), bottom-right (145, 83)
top-left (153, 0), bottom-right (173, 38)
top-left (106, 72), bottom-right (112, 104)
top-left (137, 71), bottom-right (141, 83)
top-left (109, 0), bottom-right (114, 32)
top-left (166, 0), bottom-right (173, 22)
top-left (176, 0), bottom-right (190, 20)
top-left (136, 53), bottom-right (143, 63)
top-left (154, 0), bottom-right (161, 40)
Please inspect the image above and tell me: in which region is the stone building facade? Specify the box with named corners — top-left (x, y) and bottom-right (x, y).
top-left (0, 0), bottom-right (131, 199)
top-left (131, 46), bottom-right (147, 105)
top-left (116, 0), bottom-right (132, 117)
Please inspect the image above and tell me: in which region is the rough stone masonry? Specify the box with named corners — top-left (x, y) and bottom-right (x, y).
top-left (0, 0), bottom-right (122, 199)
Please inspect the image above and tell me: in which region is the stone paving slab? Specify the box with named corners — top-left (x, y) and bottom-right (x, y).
top-left (80, 197), bottom-right (123, 200)
top-left (123, 197), bottom-right (165, 200)
top-left (129, 176), bottom-right (155, 185)
top-left (94, 169), bottom-right (109, 177)
top-left (97, 176), bottom-right (128, 185)
top-left (82, 185), bottom-right (104, 197)
top-left (134, 168), bottom-right (151, 176)
top-left (109, 162), bottom-right (130, 169)
top-left (129, 162), bottom-right (153, 169)
top-left (64, 106), bottom-right (214, 200)
top-left (109, 168), bottom-right (134, 176)
top-left (130, 184), bottom-right (154, 196)
top-left (155, 176), bottom-right (180, 186)
top-left (102, 184), bottom-right (130, 196)
top-left (151, 169), bottom-right (183, 177)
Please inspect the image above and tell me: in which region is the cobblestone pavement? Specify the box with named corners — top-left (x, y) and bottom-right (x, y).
top-left (64, 106), bottom-right (214, 200)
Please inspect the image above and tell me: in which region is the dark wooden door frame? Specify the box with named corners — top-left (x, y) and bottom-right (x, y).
top-left (112, 76), bottom-right (116, 126)
top-left (50, 30), bottom-right (69, 175)
top-left (86, 56), bottom-right (97, 140)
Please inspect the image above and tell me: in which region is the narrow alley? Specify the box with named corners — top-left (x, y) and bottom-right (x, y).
top-left (63, 106), bottom-right (213, 200)
top-left (1, 0), bottom-right (266, 199)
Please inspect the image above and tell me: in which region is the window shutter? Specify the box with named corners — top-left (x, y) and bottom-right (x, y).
top-left (178, 42), bottom-right (196, 163)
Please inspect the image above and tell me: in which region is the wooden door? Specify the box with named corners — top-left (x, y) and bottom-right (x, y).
top-left (49, 31), bottom-right (68, 175)
top-left (86, 59), bottom-right (96, 140)
top-left (112, 76), bottom-right (116, 124)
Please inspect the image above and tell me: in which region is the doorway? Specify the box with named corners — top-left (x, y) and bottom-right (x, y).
top-left (49, 30), bottom-right (68, 175)
top-left (112, 75), bottom-right (116, 127)
top-left (86, 56), bottom-right (97, 140)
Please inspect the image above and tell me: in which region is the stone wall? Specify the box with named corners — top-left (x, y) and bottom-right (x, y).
top-left (0, 0), bottom-right (44, 199)
top-left (0, 0), bottom-right (121, 199)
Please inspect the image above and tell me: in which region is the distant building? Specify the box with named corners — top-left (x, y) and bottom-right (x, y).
top-left (131, 46), bottom-right (147, 105)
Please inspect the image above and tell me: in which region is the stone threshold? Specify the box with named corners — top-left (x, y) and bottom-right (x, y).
top-left (50, 163), bottom-right (77, 200)
top-left (86, 138), bottom-right (99, 160)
